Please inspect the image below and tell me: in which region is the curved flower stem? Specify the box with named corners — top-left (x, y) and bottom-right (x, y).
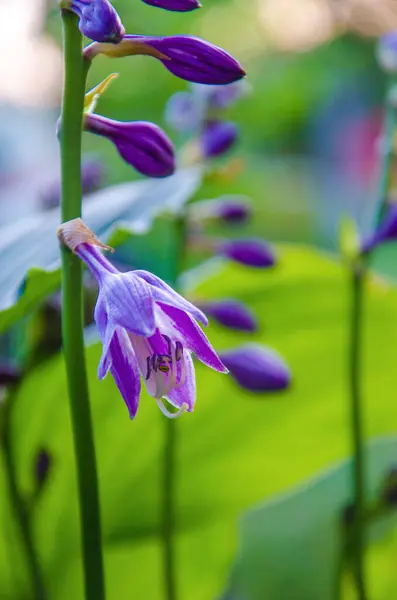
top-left (1, 390), bottom-right (46, 600)
top-left (60, 11), bottom-right (105, 600)
top-left (347, 76), bottom-right (397, 599)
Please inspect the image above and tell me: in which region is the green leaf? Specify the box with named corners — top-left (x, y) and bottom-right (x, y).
top-left (1, 245), bottom-right (397, 599)
top-left (0, 168), bottom-right (201, 334)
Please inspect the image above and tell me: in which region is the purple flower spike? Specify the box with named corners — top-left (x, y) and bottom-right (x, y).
top-left (142, 0), bottom-right (201, 11)
top-left (362, 204), bottom-right (397, 254)
top-left (199, 299), bottom-right (258, 332)
top-left (201, 120), bottom-right (238, 159)
top-left (58, 219), bottom-right (228, 419)
top-left (85, 35), bottom-right (246, 85)
top-left (85, 114), bottom-right (175, 178)
top-left (219, 344), bottom-right (291, 393)
top-left (377, 32), bottom-right (397, 72)
top-left (63, 0), bottom-right (125, 43)
top-left (219, 238), bottom-right (276, 268)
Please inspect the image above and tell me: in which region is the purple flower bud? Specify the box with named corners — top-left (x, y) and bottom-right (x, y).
top-left (34, 449), bottom-right (51, 490)
top-left (84, 114), bottom-right (175, 178)
top-left (0, 364), bottom-right (21, 387)
top-left (190, 195), bottom-right (251, 224)
top-left (64, 0), bottom-right (125, 43)
top-left (141, 0), bottom-right (201, 11)
top-left (219, 344), bottom-right (291, 393)
top-left (41, 159), bottom-right (105, 209)
top-left (84, 35), bottom-right (246, 86)
top-left (199, 299), bottom-right (258, 332)
top-left (200, 120), bottom-right (238, 159)
top-left (361, 204), bottom-right (397, 254)
top-left (165, 92), bottom-right (200, 133)
top-left (218, 238), bottom-right (276, 268)
top-left (377, 32), bottom-right (397, 72)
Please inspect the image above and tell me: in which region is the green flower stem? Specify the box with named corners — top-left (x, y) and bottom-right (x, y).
top-left (60, 11), bottom-right (105, 600)
top-left (162, 418), bottom-right (177, 600)
top-left (348, 76), bottom-right (397, 600)
top-left (1, 390), bottom-right (46, 600)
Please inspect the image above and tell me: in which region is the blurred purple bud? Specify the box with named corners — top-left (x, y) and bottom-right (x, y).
top-left (219, 238), bottom-right (276, 268)
top-left (165, 91), bottom-right (200, 133)
top-left (0, 364), bottom-right (21, 387)
top-left (64, 0), bottom-right (125, 43)
top-left (361, 204), bottom-right (397, 254)
top-left (85, 114), bottom-right (175, 178)
top-left (215, 198), bottom-right (251, 224)
top-left (201, 120), bottom-right (238, 158)
top-left (377, 32), bottom-right (397, 72)
top-left (190, 195), bottom-right (251, 224)
top-left (219, 344), bottom-right (291, 392)
top-left (204, 80), bottom-right (249, 109)
top-left (199, 299), bottom-right (258, 332)
top-left (141, 0), bottom-right (201, 11)
top-left (85, 35), bottom-right (246, 85)
top-left (41, 159), bottom-right (105, 209)
top-left (34, 449), bottom-right (51, 490)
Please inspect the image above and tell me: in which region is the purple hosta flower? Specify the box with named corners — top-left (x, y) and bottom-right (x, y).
top-left (361, 204), bottom-right (397, 254)
top-left (84, 35), bottom-right (246, 86)
top-left (199, 299), bottom-right (258, 332)
top-left (190, 195), bottom-right (251, 225)
top-left (84, 114), bottom-right (175, 178)
top-left (41, 159), bottom-right (105, 209)
top-left (200, 120), bottom-right (238, 159)
top-left (219, 344), bottom-right (290, 392)
top-left (61, 0), bottom-right (125, 43)
top-left (58, 219), bottom-right (227, 419)
top-left (141, 0), bottom-right (201, 11)
top-left (377, 32), bottom-right (397, 73)
top-left (218, 238), bottom-right (276, 268)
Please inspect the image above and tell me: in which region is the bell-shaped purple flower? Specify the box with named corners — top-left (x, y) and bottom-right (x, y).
top-left (58, 219), bottom-right (227, 419)
top-left (84, 35), bottom-right (246, 85)
top-left (63, 0), bottom-right (125, 43)
top-left (377, 32), bottom-right (397, 73)
top-left (84, 114), bottom-right (175, 178)
top-left (200, 120), bottom-right (238, 158)
top-left (198, 299), bottom-right (258, 332)
top-left (361, 204), bottom-right (397, 254)
top-left (218, 238), bottom-right (276, 268)
top-left (219, 344), bottom-right (291, 392)
top-left (141, 0), bottom-right (201, 11)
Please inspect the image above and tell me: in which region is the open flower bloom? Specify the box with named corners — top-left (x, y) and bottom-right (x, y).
top-left (61, 0), bottom-right (125, 43)
top-left (84, 35), bottom-right (246, 85)
top-left (58, 219), bottom-right (227, 419)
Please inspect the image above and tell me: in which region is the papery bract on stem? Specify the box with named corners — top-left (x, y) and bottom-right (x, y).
top-left (219, 344), bottom-right (291, 392)
top-left (141, 0), bottom-right (201, 11)
top-left (60, 0), bottom-right (125, 43)
top-left (57, 219), bottom-right (228, 419)
top-left (84, 35), bottom-right (246, 85)
top-left (84, 114), bottom-right (175, 178)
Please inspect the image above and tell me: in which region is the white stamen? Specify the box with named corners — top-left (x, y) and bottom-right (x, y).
top-left (155, 399), bottom-right (189, 419)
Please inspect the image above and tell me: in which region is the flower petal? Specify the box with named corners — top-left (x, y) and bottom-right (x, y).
top-left (103, 272), bottom-right (156, 336)
top-left (134, 270), bottom-right (208, 325)
top-left (166, 351), bottom-right (196, 411)
top-left (108, 329), bottom-right (141, 419)
top-left (158, 303), bottom-right (227, 373)
top-left (94, 293), bottom-right (115, 379)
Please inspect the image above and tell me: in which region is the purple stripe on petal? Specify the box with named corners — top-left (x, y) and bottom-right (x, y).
top-left (108, 329), bottom-right (141, 419)
top-left (103, 273), bottom-right (156, 336)
top-left (158, 304), bottom-right (227, 373)
top-left (134, 270), bottom-right (208, 325)
top-left (166, 351), bottom-right (196, 411)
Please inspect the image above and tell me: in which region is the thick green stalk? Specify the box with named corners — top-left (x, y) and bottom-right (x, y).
top-left (349, 264), bottom-right (367, 600)
top-left (347, 76), bottom-right (397, 599)
top-left (60, 11), bottom-right (105, 600)
top-left (1, 391), bottom-right (46, 600)
top-left (162, 418), bottom-right (177, 600)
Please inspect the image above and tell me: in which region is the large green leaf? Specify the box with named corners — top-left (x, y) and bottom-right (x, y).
top-left (2, 245), bottom-right (397, 599)
top-left (0, 167), bottom-right (201, 335)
